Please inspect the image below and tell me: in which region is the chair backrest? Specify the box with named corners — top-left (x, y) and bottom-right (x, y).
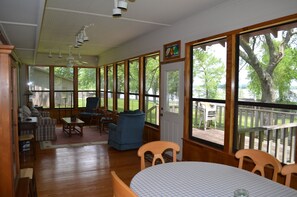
top-left (199, 102), bottom-right (216, 114)
top-left (111, 171), bottom-right (137, 197)
top-left (85, 97), bottom-right (99, 112)
top-left (281, 164), bottom-right (297, 187)
top-left (116, 112), bottom-right (145, 142)
top-left (137, 141), bottom-right (180, 170)
top-left (235, 149), bottom-right (282, 182)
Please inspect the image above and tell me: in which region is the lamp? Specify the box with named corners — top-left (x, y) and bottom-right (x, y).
top-left (24, 90), bottom-right (33, 96)
top-left (113, 0), bottom-right (122, 17)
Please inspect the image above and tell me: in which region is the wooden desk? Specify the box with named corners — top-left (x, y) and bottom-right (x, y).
top-left (131, 162), bottom-right (297, 197)
top-left (62, 117), bottom-right (84, 136)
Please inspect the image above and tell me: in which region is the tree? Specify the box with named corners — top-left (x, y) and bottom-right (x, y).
top-left (239, 27), bottom-right (297, 103)
top-left (192, 47), bottom-right (225, 99)
top-left (78, 68), bottom-right (96, 90)
top-left (129, 60), bottom-right (139, 94)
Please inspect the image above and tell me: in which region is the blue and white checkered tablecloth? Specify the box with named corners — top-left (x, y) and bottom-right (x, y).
top-left (130, 162), bottom-right (297, 197)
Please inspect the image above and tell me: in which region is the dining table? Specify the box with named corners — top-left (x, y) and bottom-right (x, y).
top-left (130, 161), bottom-right (297, 197)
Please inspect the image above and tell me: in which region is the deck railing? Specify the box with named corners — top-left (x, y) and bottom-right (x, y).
top-left (238, 123), bottom-right (297, 164)
top-left (192, 102), bottom-right (297, 163)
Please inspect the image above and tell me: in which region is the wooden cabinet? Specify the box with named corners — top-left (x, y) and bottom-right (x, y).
top-left (0, 45), bottom-right (19, 197)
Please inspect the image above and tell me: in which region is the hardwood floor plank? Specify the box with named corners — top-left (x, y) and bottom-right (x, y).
top-left (27, 144), bottom-right (140, 197)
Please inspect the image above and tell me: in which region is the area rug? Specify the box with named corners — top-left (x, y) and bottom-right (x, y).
top-left (40, 126), bottom-right (108, 150)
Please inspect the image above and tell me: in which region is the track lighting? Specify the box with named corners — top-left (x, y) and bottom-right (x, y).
top-left (74, 24), bottom-right (93, 48)
top-left (118, 0), bottom-right (128, 10)
top-left (113, 0), bottom-right (122, 17)
top-left (82, 28), bottom-right (88, 41)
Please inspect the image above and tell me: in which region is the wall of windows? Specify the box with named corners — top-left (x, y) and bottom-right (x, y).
top-left (29, 66), bottom-right (97, 109)
top-left (186, 15), bottom-right (297, 163)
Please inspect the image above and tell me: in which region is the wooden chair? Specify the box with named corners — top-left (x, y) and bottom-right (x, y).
top-left (281, 164), bottom-right (297, 187)
top-left (111, 171), bottom-right (137, 197)
top-left (137, 141), bottom-right (180, 170)
top-left (235, 149), bottom-right (282, 182)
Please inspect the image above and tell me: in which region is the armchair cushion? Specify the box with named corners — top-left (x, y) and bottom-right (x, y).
top-left (108, 111), bottom-right (145, 151)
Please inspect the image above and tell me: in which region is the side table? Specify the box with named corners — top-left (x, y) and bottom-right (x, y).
top-left (19, 117), bottom-right (38, 160)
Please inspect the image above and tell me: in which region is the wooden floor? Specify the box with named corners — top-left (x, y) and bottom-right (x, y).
top-left (20, 143), bottom-right (141, 197)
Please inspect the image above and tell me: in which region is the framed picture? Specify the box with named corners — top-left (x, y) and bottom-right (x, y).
top-left (163, 40), bottom-right (181, 61)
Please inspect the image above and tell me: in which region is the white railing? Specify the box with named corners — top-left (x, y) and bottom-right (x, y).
top-left (238, 123), bottom-right (296, 164)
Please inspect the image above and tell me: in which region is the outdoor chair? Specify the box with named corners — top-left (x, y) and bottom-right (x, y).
top-left (111, 171), bottom-right (137, 197)
top-left (281, 163), bottom-right (297, 187)
top-left (198, 102), bottom-right (217, 130)
top-left (138, 140), bottom-right (180, 170)
top-left (235, 149), bottom-right (282, 182)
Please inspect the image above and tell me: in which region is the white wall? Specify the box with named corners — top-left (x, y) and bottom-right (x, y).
top-left (98, 0), bottom-right (297, 65)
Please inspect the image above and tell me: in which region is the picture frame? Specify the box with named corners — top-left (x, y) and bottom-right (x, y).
top-left (163, 40), bottom-right (181, 61)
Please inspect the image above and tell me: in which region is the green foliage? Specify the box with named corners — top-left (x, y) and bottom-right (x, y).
top-left (240, 26), bottom-right (297, 103)
top-left (54, 67), bottom-right (73, 80)
top-left (78, 68), bottom-right (96, 90)
top-left (193, 47), bottom-right (225, 99)
top-left (145, 56), bottom-right (160, 95)
top-left (129, 60), bottom-right (139, 93)
top-left (117, 63), bottom-right (125, 92)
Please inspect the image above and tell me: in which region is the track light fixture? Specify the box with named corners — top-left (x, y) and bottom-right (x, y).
top-left (113, 0), bottom-right (122, 17)
top-left (74, 24), bottom-right (93, 48)
top-left (118, 0), bottom-right (128, 10)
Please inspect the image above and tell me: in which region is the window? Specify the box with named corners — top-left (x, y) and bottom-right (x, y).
top-left (78, 67), bottom-right (96, 107)
top-left (107, 64), bottom-right (114, 111)
top-left (191, 38), bottom-right (227, 147)
top-left (144, 53), bottom-right (160, 125)
top-left (99, 66), bottom-right (105, 108)
top-left (236, 21), bottom-right (297, 163)
top-left (54, 67), bottom-right (74, 108)
top-left (128, 58), bottom-right (140, 110)
top-left (29, 66), bottom-right (50, 108)
top-left (116, 62), bottom-right (125, 112)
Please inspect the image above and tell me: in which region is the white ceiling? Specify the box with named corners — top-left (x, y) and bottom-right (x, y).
top-left (0, 0), bottom-right (228, 66)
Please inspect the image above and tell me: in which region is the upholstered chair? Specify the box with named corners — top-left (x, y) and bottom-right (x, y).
top-left (108, 110), bottom-right (145, 150)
